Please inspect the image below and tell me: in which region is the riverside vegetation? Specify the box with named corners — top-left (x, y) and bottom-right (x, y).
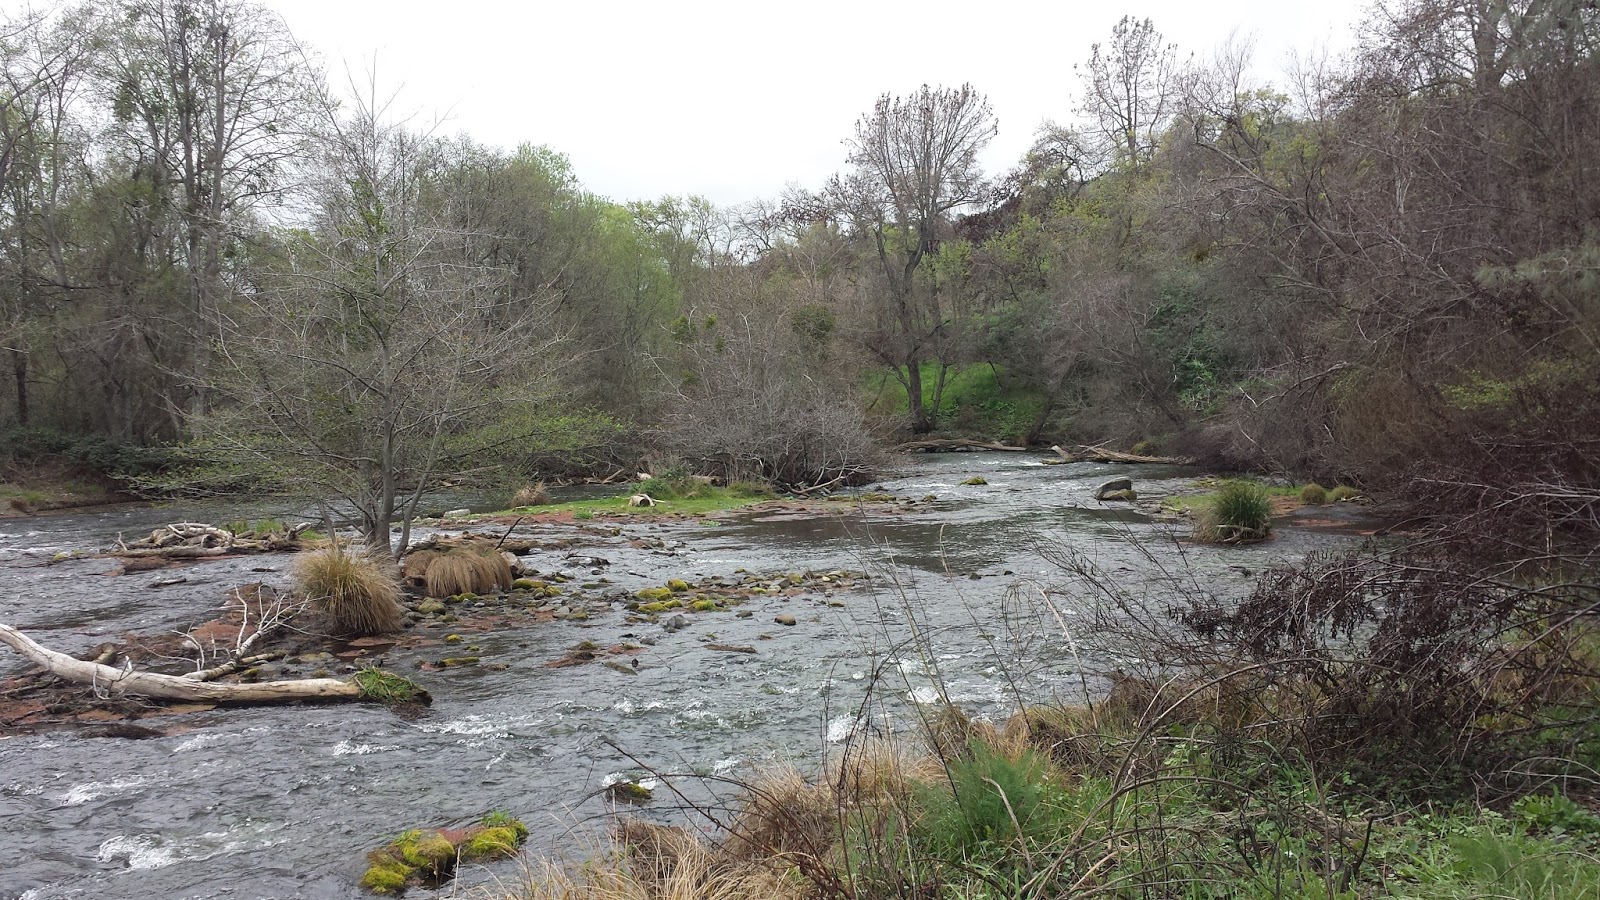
top-left (2, 0), bottom-right (1599, 897)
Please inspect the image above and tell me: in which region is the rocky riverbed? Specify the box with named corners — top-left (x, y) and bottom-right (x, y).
top-left (0, 453), bottom-right (1377, 899)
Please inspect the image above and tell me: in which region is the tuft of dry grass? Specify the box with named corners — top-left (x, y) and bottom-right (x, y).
top-left (500, 820), bottom-right (805, 900)
top-left (512, 482), bottom-right (552, 507)
top-left (294, 546), bottom-right (404, 636)
top-left (403, 546), bottom-right (513, 597)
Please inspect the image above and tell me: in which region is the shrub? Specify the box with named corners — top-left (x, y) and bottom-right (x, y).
top-left (1329, 485), bottom-right (1361, 502)
top-left (295, 547), bottom-right (404, 636)
top-left (1299, 483), bottom-right (1329, 504)
top-left (1195, 480), bottom-right (1272, 543)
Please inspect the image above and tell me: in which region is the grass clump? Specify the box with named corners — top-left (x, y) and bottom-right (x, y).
top-left (1330, 484), bottom-right (1361, 502)
top-left (511, 481), bottom-right (552, 507)
top-left (295, 546), bottom-right (404, 636)
top-left (402, 545), bottom-right (512, 598)
top-left (1299, 482), bottom-right (1329, 504)
top-left (1195, 479), bottom-right (1272, 543)
top-left (354, 668), bottom-right (428, 705)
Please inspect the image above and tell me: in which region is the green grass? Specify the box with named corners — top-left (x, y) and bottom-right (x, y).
top-left (354, 667), bottom-right (426, 704)
top-left (865, 362), bottom-right (1048, 439)
top-left (1194, 479), bottom-right (1273, 542)
top-left (1161, 478), bottom-right (1301, 513)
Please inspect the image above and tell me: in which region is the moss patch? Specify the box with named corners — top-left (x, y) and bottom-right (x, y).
top-left (359, 814), bottom-right (529, 894)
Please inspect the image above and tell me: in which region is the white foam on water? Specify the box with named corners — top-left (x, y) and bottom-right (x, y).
top-left (96, 834), bottom-right (183, 870)
top-left (825, 715), bottom-right (858, 743)
top-left (332, 739), bottom-right (397, 756)
top-left (173, 732), bottom-right (222, 753)
top-left (711, 757), bottom-right (741, 776)
top-left (906, 686), bottom-right (942, 705)
top-left (55, 777), bottom-right (146, 806)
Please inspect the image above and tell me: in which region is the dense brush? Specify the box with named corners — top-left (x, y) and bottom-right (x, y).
top-left (294, 547), bottom-right (403, 636)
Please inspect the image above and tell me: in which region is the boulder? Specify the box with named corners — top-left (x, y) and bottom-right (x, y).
top-left (775, 613), bottom-right (797, 626)
top-left (1099, 489), bottom-right (1138, 502)
top-left (1094, 478), bottom-right (1134, 500)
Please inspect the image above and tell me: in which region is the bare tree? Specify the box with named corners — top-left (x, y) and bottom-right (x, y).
top-left (824, 83), bottom-right (996, 434)
top-left (200, 80), bottom-right (569, 556)
top-left (1078, 16), bottom-right (1181, 169)
top-left (105, 0), bottom-right (319, 424)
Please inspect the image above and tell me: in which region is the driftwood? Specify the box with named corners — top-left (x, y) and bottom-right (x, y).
top-left (112, 522), bottom-right (315, 559)
top-left (0, 623), bottom-right (363, 704)
top-left (895, 439), bottom-right (1030, 453)
top-left (1051, 444), bottom-right (1193, 465)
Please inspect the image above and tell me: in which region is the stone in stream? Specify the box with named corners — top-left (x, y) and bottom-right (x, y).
top-left (1094, 478), bottom-right (1134, 500)
top-left (662, 614), bottom-right (690, 632)
top-left (774, 613), bottom-right (797, 626)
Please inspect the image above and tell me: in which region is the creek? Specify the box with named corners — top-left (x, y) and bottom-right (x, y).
top-left (0, 453), bottom-right (1370, 900)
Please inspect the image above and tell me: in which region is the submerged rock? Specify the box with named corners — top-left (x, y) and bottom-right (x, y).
top-left (1094, 478), bottom-right (1134, 500)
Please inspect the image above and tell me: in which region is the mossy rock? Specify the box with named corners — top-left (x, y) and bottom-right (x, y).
top-left (511, 578), bottom-right (539, 590)
top-left (446, 592), bottom-right (478, 604)
top-left (360, 851), bottom-right (412, 894)
top-left (439, 656), bottom-right (480, 668)
top-left (416, 599), bottom-right (446, 615)
top-left (666, 579), bottom-right (691, 593)
top-left (606, 780), bottom-right (654, 802)
top-left (638, 598), bottom-right (682, 614)
top-left (444, 634), bottom-right (463, 643)
top-left (461, 825), bottom-right (524, 859)
top-left (962, 476), bottom-right (988, 485)
top-left (690, 598), bottom-right (718, 612)
top-left (635, 587), bottom-right (673, 602)
top-left (859, 492), bottom-right (896, 502)
top-left (396, 830), bottom-right (456, 876)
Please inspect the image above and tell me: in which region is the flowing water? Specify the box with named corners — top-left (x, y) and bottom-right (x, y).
top-left (0, 454), bottom-right (1370, 900)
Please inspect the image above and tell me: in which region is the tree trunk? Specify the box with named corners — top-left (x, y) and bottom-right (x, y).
top-left (10, 349), bottom-right (27, 426)
top-left (0, 623), bottom-right (364, 704)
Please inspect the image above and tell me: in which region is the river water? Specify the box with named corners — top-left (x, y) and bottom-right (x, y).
top-left (0, 453), bottom-right (1368, 900)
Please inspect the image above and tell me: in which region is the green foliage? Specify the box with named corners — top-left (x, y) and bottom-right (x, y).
top-left (1329, 485), bottom-right (1360, 502)
top-left (0, 426), bottom-right (171, 481)
top-left (354, 668), bottom-right (426, 705)
top-left (1514, 792), bottom-right (1600, 838)
top-left (868, 363), bottom-right (1047, 440)
top-left (1195, 479), bottom-right (1272, 543)
top-left (914, 741), bottom-right (1061, 864)
top-left (1299, 483), bottom-right (1329, 504)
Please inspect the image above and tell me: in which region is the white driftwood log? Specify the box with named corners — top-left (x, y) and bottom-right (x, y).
top-left (0, 623), bottom-right (361, 704)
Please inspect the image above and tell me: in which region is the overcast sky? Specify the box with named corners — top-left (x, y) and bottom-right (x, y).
top-left (15, 0), bottom-right (1372, 206)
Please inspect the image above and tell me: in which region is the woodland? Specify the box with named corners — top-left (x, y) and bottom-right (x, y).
top-left (4, 2), bottom-right (1600, 898)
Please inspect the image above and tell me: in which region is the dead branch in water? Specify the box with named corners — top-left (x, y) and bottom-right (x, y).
top-left (0, 623), bottom-right (363, 704)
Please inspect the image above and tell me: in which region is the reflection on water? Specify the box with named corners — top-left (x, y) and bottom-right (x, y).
top-left (0, 453), bottom-right (1367, 899)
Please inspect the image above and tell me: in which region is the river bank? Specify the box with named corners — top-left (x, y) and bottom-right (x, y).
top-left (0, 453), bottom-right (1376, 899)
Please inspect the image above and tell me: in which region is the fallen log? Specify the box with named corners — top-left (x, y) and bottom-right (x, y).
top-left (0, 623), bottom-right (362, 704)
top-left (1051, 444), bottom-right (1193, 465)
top-left (896, 439), bottom-right (1030, 453)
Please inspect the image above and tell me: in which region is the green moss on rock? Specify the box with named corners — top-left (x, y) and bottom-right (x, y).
top-left (667, 579), bottom-right (691, 592)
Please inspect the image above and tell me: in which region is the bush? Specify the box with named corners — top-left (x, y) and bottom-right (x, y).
top-left (1299, 483), bottom-right (1329, 504)
top-left (1195, 480), bottom-right (1272, 543)
top-left (1329, 485), bottom-right (1361, 502)
top-left (295, 547), bottom-right (404, 636)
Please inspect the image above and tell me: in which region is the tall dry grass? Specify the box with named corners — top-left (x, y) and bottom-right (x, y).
top-left (294, 546), bottom-right (404, 636)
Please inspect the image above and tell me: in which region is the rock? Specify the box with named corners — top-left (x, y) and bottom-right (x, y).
top-left (735, 609), bottom-right (753, 619)
top-left (1094, 478), bottom-right (1134, 500)
top-left (962, 476), bottom-right (988, 485)
top-left (1099, 489), bottom-right (1138, 502)
top-left (774, 613), bottom-right (797, 626)
top-left (444, 508), bottom-right (471, 518)
top-left (628, 494), bottom-right (656, 507)
top-left (663, 614), bottom-right (689, 632)
top-left (417, 598), bottom-right (447, 615)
